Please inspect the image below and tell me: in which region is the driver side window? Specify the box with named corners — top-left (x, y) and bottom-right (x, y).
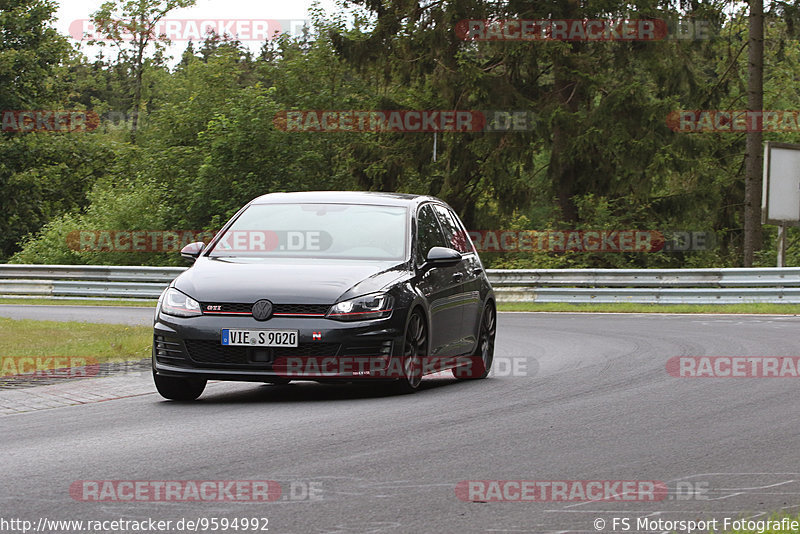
top-left (416, 204), bottom-right (447, 266)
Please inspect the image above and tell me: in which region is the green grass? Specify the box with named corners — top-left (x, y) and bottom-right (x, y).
top-left (0, 317), bottom-right (152, 364)
top-left (0, 297), bottom-right (157, 307)
top-left (497, 302), bottom-right (800, 314)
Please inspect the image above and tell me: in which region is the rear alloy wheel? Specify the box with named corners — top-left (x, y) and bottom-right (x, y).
top-left (396, 310), bottom-right (427, 393)
top-left (454, 303), bottom-right (496, 380)
top-left (153, 370), bottom-right (206, 401)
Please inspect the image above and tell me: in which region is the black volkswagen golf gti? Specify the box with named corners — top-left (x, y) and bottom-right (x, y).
top-left (152, 191), bottom-right (496, 400)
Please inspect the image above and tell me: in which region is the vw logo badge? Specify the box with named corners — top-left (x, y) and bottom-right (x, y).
top-left (252, 299), bottom-right (273, 321)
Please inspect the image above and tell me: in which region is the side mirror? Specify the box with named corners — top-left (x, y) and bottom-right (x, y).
top-left (425, 246), bottom-right (462, 267)
top-left (180, 241), bottom-right (205, 262)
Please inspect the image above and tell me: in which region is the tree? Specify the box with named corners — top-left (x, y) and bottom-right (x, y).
top-left (0, 0), bottom-right (88, 261)
top-left (0, 0), bottom-right (71, 110)
top-left (744, 0), bottom-right (763, 266)
top-left (89, 0), bottom-right (196, 141)
top-left (328, 0), bottom-right (729, 231)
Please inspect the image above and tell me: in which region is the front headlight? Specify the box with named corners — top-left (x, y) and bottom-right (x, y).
top-left (327, 293), bottom-right (394, 321)
top-left (160, 288), bottom-right (202, 318)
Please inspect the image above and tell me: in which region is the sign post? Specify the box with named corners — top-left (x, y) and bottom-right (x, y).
top-left (762, 142), bottom-right (800, 266)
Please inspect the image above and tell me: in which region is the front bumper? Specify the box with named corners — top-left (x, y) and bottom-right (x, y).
top-left (152, 312), bottom-right (405, 382)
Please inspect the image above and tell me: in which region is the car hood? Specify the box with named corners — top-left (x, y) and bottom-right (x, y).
top-left (172, 256), bottom-right (408, 304)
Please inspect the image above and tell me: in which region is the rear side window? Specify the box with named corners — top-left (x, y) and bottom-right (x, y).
top-left (416, 204), bottom-right (447, 265)
top-left (432, 205), bottom-right (472, 253)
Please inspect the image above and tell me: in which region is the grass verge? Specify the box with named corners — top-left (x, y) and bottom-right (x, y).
top-left (0, 317), bottom-right (151, 364)
top-left (497, 302), bottom-right (800, 314)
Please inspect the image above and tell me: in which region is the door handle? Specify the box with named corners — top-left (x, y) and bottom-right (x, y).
top-left (452, 272), bottom-right (464, 282)
top-left (472, 267), bottom-right (483, 275)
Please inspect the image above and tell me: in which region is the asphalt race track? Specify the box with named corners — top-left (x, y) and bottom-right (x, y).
top-left (3, 307), bottom-right (800, 533)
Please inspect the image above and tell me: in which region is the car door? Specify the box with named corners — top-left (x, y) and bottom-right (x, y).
top-left (431, 204), bottom-right (481, 354)
top-left (415, 203), bottom-right (465, 359)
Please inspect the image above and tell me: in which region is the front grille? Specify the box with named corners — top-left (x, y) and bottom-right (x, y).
top-left (200, 303), bottom-right (330, 317)
top-left (154, 335), bottom-right (186, 364)
top-left (201, 302), bottom-right (251, 315)
top-left (184, 340), bottom-right (341, 366)
top-left (185, 340), bottom-right (249, 365)
top-left (274, 304), bottom-right (329, 316)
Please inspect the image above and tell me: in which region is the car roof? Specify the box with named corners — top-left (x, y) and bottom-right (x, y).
top-left (249, 191), bottom-right (444, 208)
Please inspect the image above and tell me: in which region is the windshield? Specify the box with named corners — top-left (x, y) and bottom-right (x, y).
top-left (207, 203), bottom-right (408, 260)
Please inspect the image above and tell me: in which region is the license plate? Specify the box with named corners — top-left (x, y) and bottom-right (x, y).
top-left (221, 329), bottom-right (298, 347)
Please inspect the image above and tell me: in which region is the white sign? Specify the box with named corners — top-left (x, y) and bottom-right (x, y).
top-left (762, 142), bottom-right (800, 224)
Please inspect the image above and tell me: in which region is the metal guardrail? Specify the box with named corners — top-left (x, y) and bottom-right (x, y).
top-left (490, 267), bottom-right (800, 304)
top-left (0, 265), bottom-right (184, 300)
top-left (0, 264), bottom-right (185, 282)
top-left (2, 264), bottom-right (800, 304)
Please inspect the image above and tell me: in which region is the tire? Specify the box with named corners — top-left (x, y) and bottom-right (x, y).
top-left (395, 310), bottom-right (427, 394)
top-left (454, 303), bottom-right (496, 380)
top-left (153, 370), bottom-right (206, 401)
